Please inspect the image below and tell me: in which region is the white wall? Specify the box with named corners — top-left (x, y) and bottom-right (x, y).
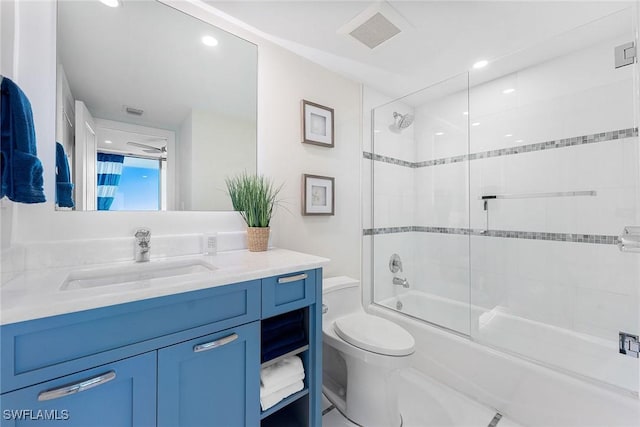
top-left (188, 109), bottom-right (256, 211)
top-left (258, 40), bottom-right (362, 280)
top-left (1, 0), bottom-right (362, 281)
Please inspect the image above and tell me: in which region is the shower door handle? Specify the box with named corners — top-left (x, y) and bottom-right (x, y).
top-left (618, 226), bottom-right (640, 252)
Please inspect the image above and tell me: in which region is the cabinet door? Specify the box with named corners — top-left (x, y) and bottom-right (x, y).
top-left (0, 352), bottom-right (156, 427)
top-left (158, 322), bottom-right (260, 427)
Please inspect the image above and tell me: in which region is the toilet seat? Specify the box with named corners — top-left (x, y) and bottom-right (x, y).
top-left (333, 313), bottom-right (415, 356)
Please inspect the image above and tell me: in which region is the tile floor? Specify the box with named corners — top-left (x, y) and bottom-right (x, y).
top-left (322, 368), bottom-right (524, 427)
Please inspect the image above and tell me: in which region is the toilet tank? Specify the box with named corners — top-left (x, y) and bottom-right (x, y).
top-left (322, 276), bottom-right (361, 323)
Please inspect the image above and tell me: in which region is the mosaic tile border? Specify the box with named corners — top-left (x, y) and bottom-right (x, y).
top-left (365, 127), bottom-right (638, 168)
top-left (363, 151), bottom-right (414, 168)
top-left (363, 226), bottom-right (618, 245)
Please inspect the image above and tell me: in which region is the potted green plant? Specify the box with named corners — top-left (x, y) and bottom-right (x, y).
top-left (225, 173), bottom-right (282, 252)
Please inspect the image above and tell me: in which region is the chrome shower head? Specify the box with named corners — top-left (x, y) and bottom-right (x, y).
top-left (392, 111), bottom-right (414, 131)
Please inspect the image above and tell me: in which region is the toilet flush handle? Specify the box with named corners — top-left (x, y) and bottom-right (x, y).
top-left (322, 304), bottom-right (328, 314)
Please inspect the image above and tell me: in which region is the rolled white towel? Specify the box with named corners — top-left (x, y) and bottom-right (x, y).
top-left (260, 371), bottom-right (305, 397)
top-left (260, 355), bottom-right (304, 389)
top-left (260, 380), bottom-right (304, 411)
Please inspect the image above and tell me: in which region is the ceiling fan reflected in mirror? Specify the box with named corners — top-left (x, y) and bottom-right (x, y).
top-left (126, 140), bottom-right (167, 154)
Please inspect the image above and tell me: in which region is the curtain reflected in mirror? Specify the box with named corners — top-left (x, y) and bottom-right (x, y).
top-left (55, 0), bottom-right (257, 212)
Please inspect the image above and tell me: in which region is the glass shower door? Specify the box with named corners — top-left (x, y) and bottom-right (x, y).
top-left (370, 74), bottom-right (471, 335)
top-left (468, 8), bottom-right (640, 393)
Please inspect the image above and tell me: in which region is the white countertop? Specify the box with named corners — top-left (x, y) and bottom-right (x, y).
top-left (1, 248), bottom-right (329, 325)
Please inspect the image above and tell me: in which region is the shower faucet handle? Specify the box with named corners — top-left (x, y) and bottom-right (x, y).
top-left (389, 253), bottom-right (403, 273)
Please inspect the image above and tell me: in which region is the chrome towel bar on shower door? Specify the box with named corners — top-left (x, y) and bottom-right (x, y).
top-left (480, 190), bottom-right (597, 233)
top-left (480, 190), bottom-right (597, 200)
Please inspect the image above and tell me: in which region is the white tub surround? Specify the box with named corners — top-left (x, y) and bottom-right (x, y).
top-left (369, 304), bottom-right (640, 427)
top-left (1, 248), bottom-right (328, 325)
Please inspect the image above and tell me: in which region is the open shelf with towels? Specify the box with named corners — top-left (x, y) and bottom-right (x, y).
top-left (258, 269), bottom-right (322, 426)
top-left (260, 291), bottom-right (321, 426)
top-left (260, 307), bottom-right (309, 418)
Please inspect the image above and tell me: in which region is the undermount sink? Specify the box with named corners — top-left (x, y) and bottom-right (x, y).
top-left (60, 259), bottom-right (217, 291)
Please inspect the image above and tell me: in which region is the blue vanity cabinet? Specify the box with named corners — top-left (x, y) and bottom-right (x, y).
top-left (0, 351), bottom-right (156, 426)
top-left (0, 265), bottom-right (324, 427)
top-left (157, 321), bottom-right (260, 427)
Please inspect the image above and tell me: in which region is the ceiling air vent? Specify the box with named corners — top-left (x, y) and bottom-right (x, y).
top-left (349, 12), bottom-right (401, 49)
top-left (125, 106), bottom-right (144, 116)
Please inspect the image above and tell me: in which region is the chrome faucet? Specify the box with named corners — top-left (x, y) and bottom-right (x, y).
top-left (134, 228), bottom-right (151, 262)
top-left (392, 276), bottom-right (410, 288)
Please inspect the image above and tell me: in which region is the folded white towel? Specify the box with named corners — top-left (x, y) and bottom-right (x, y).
top-left (260, 380), bottom-right (304, 411)
top-left (260, 355), bottom-right (304, 389)
top-left (260, 371), bottom-right (305, 397)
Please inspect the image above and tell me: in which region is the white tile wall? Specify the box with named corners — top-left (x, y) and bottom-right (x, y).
top-left (416, 162), bottom-right (469, 229)
top-left (373, 161), bottom-right (415, 228)
top-left (469, 35), bottom-right (635, 154)
top-left (414, 233), bottom-right (470, 303)
top-left (470, 236), bottom-right (640, 340)
top-left (370, 232), bottom-right (416, 303)
top-left (414, 74), bottom-right (468, 162)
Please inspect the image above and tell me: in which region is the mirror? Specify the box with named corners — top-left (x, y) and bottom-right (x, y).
top-left (55, 0), bottom-right (257, 211)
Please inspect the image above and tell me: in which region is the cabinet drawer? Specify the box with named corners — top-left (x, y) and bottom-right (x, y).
top-left (1, 280), bottom-right (260, 393)
top-left (262, 270), bottom-right (316, 318)
top-left (0, 351), bottom-right (156, 427)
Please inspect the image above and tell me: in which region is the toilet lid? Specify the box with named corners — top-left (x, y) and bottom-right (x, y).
top-left (333, 313), bottom-right (415, 356)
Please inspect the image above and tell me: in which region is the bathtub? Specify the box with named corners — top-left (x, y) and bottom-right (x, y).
top-left (373, 291), bottom-right (640, 427)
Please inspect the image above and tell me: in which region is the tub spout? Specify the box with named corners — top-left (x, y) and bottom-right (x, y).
top-left (393, 277), bottom-right (410, 288)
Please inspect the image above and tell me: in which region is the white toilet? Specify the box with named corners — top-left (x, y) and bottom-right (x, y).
top-left (322, 276), bottom-right (415, 427)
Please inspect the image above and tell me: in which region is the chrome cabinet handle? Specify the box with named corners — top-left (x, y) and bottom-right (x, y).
top-left (193, 333), bottom-right (238, 353)
top-left (277, 273), bottom-right (308, 284)
top-left (38, 371), bottom-right (116, 401)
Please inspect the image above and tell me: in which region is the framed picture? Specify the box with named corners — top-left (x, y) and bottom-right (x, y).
top-left (302, 174), bottom-right (335, 216)
top-left (302, 100), bottom-right (334, 147)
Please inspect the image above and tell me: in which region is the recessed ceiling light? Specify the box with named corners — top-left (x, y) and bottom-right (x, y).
top-left (504, 134), bottom-right (512, 137)
top-left (99, 0), bottom-right (119, 7)
top-left (471, 122), bottom-right (480, 126)
top-left (515, 139), bottom-right (524, 143)
top-left (435, 132), bottom-right (444, 136)
top-left (502, 88), bottom-right (516, 94)
top-left (202, 36), bottom-right (219, 47)
top-left (472, 60), bottom-right (488, 69)
top-left (463, 111), bottom-right (469, 116)
top-left (104, 140), bottom-right (113, 144)
top-left (374, 129), bottom-right (382, 133)
top-left (141, 175), bottom-right (148, 179)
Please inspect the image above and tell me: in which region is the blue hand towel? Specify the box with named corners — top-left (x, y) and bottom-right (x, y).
top-left (0, 77), bottom-right (46, 203)
top-left (262, 310), bottom-right (304, 333)
top-left (262, 336), bottom-right (308, 363)
top-left (55, 142), bottom-right (74, 208)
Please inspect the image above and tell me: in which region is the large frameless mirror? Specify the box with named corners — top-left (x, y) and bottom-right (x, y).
top-left (55, 0), bottom-right (257, 211)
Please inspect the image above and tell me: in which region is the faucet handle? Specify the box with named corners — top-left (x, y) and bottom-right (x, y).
top-left (389, 253), bottom-right (403, 273)
top-left (135, 228), bottom-right (151, 241)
